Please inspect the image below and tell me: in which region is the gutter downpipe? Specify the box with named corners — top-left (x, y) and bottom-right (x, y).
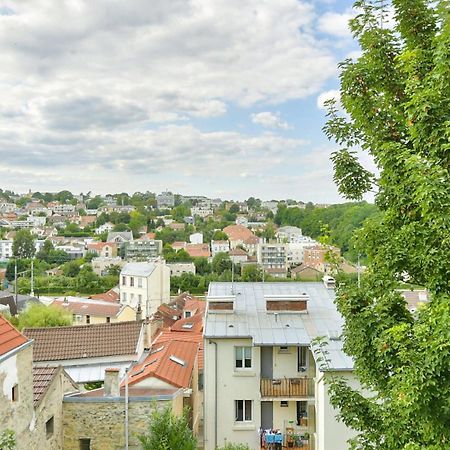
top-left (125, 367), bottom-right (129, 450)
top-left (210, 340), bottom-right (218, 449)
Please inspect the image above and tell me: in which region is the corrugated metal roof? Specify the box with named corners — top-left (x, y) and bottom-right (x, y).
top-left (204, 282), bottom-right (353, 370)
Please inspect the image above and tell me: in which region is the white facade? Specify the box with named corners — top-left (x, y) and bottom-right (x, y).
top-left (192, 206), bottom-right (213, 218)
top-left (167, 262), bottom-right (196, 277)
top-left (0, 239), bottom-right (46, 260)
top-left (211, 240), bottom-right (230, 257)
top-left (277, 226), bottom-right (303, 243)
top-left (156, 191), bottom-right (175, 208)
top-left (119, 261), bottom-right (171, 317)
top-left (52, 204), bottom-right (76, 214)
top-left (285, 242), bottom-right (317, 267)
top-left (257, 242), bottom-right (287, 270)
top-left (189, 232), bottom-right (203, 244)
top-left (95, 222), bottom-right (114, 234)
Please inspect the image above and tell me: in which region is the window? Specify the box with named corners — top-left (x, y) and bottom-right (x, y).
top-left (198, 373), bottom-right (204, 391)
top-left (298, 346), bottom-right (307, 371)
top-left (130, 277), bottom-right (134, 287)
top-left (122, 276), bottom-right (126, 286)
top-left (235, 346), bottom-right (252, 369)
top-left (138, 294), bottom-right (142, 304)
top-left (235, 400), bottom-right (252, 422)
top-left (184, 311), bottom-right (192, 318)
top-left (46, 416), bottom-right (54, 438)
top-left (297, 401), bottom-right (308, 426)
top-left (130, 293), bottom-right (134, 302)
top-left (106, 317), bottom-right (110, 323)
top-left (280, 401), bottom-right (289, 407)
top-left (138, 277), bottom-right (142, 288)
top-left (11, 384), bottom-right (18, 401)
top-left (86, 315), bottom-right (90, 324)
top-left (279, 346), bottom-right (289, 353)
top-left (122, 292), bottom-right (127, 302)
top-left (79, 438), bottom-right (91, 450)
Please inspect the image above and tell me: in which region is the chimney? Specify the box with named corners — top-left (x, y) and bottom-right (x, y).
top-left (104, 368), bottom-right (120, 397)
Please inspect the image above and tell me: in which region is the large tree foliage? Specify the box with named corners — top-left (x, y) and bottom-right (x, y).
top-left (322, 0), bottom-right (450, 449)
top-left (138, 406), bottom-right (197, 450)
top-left (12, 230), bottom-right (35, 259)
top-left (12, 303), bottom-right (71, 330)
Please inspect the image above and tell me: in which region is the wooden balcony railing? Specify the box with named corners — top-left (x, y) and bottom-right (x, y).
top-left (260, 377), bottom-right (314, 397)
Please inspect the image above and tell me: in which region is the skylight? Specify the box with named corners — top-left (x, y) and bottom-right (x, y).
top-left (169, 355), bottom-right (186, 366)
top-left (182, 323), bottom-right (194, 329)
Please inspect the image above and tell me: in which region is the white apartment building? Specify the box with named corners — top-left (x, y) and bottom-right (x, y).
top-left (189, 232), bottom-right (203, 244)
top-left (52, 204), bottom-right (76, 214)
top-left (119, 261), bottom-right (170, 318)
top-left (156, 191), bottom-right (175, 209)
top-left (0, 240), bottom-right (46, 260)
top-left (211, 240), bottom-right (230, 257)
top-left (203, 282), bottom-right (357, 450)
top-left (277, 226), bottom-right (303, 243)
top-left (191, 205), bottom-right (213, 218)
top-left (286, 242), bottom-right (317, 267)
top-left (94, 222), bottom-right (114, 234)
top-left (257, 242), bottom-right (287, 271)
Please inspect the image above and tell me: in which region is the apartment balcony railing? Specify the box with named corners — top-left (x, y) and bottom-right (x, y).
top-left (260, 377), bottom-right (314, 398)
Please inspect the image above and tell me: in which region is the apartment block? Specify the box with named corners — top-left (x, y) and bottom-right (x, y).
top-left (203, 282), bottom-right (356, 450)
top-left (257, 242), bottom-right (287, 272)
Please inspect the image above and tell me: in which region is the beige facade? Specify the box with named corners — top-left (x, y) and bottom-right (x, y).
top-left (72, 305), bottom-right (136, 325)
top-left (63, 391), bottom-right (183, 450)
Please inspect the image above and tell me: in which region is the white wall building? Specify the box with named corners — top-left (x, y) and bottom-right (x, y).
top-left (119, 260), bottom-right (171, 318)
top-left (0, 239), bottom-right (46, 260)
top-left (277, 226), bottom-right (303, 243)
top-left (192, 206), bottom-right (213, 218)
top-left (95, 222), bottom-right (114, 234)
top-left (203, 282), bottom-right (357, 450)
top-left (285, 242), bottom-right (317, 267)
top-left (211, 240), bottom-right (230, 257)
top-left (167, 262), bottom-right (196, 277)
top-left (189, 232), bottom-right (203, 245)
top-left (156, 191), bottom-right (175, 209)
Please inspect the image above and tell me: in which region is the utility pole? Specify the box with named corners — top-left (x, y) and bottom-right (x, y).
top-left (14, 261), bottom-right (18, 312)
top-left (30, 258), bottom-right (34, 297)
top-left (125, 368), bottom-right (129, 450)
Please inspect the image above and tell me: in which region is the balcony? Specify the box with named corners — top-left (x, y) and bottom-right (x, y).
top-left (260, 377), bottom-right (314, 398)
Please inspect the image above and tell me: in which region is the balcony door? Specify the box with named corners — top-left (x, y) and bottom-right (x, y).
top-left (261, 401), bottom-right (273, 430)
top-left (260, 346), bottom-right (273, 378)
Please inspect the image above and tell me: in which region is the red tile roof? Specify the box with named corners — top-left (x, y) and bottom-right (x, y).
top-left (184, 297), bottom-right (206, 316)
top-left (138, 232), bottom-right (156, 241)
top-left (223, 224), bottom-right (256, 242)
top-left (126, 340), bottom-right (199, 388)
top-left (23, 321), bottom-right (143, 362)
top-left (89, 289), bottom-right (120, 303)
top-left (229, 248), bottom-right (248, 256)
top-left (51, 297), bottom-right (122, 317)
top-left (171, 314), bottom-right (203, 333)
top-left (186, 243), bottom-right (210, 258)
top-left (0, 315), bottom-right (29, 357)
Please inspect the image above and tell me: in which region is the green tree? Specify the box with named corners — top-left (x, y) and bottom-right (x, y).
top-left (0, 430), bottom-right (15, 450)
top-left (61, 260), bottom-right (81, 277)
top-left (139, 406), bottom-right (197, 450)
top-left (212, 252), bottom-right (232, 275)
top-left (228, 203), bottom-right (240, 214)
top-left (12, 230), bottom-right (35, 258)
top-left (241, 264), bottom-right (263, 282)
top-left (212, 230), bottom-right (228, 241)
top-left (321, 1), bottom-right (450, 449)
top-left (16, 303), bottom-right (71, 330)
top-left (193, 257), bottom-right (212, 275)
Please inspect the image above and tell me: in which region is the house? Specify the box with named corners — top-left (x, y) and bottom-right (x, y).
top-left (156, 191), bottom-right (175, 208)
top-left (291, 264), bottom-right (323, 281)
top-left (203, 282), bottom-right (357, 450)
top-left (119, 261), bottom-right (171, 317)
top-left (211, 240), bottom-right (230, 257)
top-left (94, 222), bottom-right (114, 234)
top-left (0, 315), bottom-right (77, 449)
top-left (191, 206), bottom-right (213, 218)
top-left (0, 292), bottom-right (41, 315)
top-left (62, 368), bottom-right (184, 449)
top-left (123, 239), bottom-right (163, 261)
top-left (91, 256), bottom-right (124, 276)
top-left (303, 245), bottom-right (341, 273)
top-left (23, 320), bottom-right (146, 387)
top-left (86, 241), bottom-right (118, 258)
top-left (235, 216), bottom-right (249, 227)
top-left (286, 242), bottom-right (317, 267)
top-left (266, 267), bottom-right (288, 278)
top-left (189, 232), bottom-right (203, 244)
top-left (276, 225), bottom-right (304, 243)
top-left (167, 262), bottom-right (196, 277)
top-left (78, 215), bottom-right (97, 229)
top-left (186, 243), bottom-right (211, 259)
top-left (228, 248), bottom-right (248, 264)
top-left (223, 224), bottom-right (259, 252)
top-left (172, 241), bottom-right (187, 251)
top-left (51, 296), bottom-right (136, 325)
top-left (89, 287), bottom-right (120, 303)
top-left (106, 231), bottom-right (134, 244)
top-left (168, 222), bottom-right (185, 231)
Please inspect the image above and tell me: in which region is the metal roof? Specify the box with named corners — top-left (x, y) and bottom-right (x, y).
top-left (121, 262), bottom-right (156, 277)
top-left (204, 282), bottom-right (353, 371)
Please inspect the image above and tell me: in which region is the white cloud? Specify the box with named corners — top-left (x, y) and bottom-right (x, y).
top-left (316, 89), bottom-right (341, 110)
top-left (251, 112), bottom-right (291, 130)
top-left (317, 9), bottom-right (355, 38)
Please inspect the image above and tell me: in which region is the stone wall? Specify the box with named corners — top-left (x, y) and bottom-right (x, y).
top-left (63, 397), bottom-right (178, 450)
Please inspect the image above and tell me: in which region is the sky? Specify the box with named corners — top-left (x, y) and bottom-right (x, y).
top-left (0, 0), bottom-right (372, 203)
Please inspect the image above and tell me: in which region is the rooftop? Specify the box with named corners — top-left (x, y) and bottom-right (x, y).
top-left (0, 315), bottom-right (29, 358)
top-left (204, 282), bottom-right (352, 371)
top-left (33, 366), bottom-right (59, 406)
top-left (51, 297), bottom-right (123, 317)
top-left (23, 320), bottom-right (143, 362)
top-left (121, 262), bottom-right (156, 277)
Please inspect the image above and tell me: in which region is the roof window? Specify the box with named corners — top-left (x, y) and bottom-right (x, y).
top-left (169, 355), bottom-right (186, 366)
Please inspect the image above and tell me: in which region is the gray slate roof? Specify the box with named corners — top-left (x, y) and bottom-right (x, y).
top-left (204, 282), bottom-right (353, 371)
top-left (121, 262), bottom-right (156, 277)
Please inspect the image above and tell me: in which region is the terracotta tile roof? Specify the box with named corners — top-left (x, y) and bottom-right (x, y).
top-left (243, 235), bottom-right (260, 245)
top-left (127, 340), bottom-right (199, 388)
top-left (184, 297), bottom-right (206, 316)
top-left (73, 386), bottom-right (179, 398)
top-left (51, 297), bottom-right (122, 317)
top-left (23, 321), bottom-right (143, 362)
top-left (158, 304), bottom-right (181, 318)
top-left (171, 314), bottom-right (203, 333)
top-left (0, 315), bottom-right (29, 357)
top-left (138, 232), bottom-right (156, 240)
top-left (186, 243), bottom-right (210, 258)
top-left (223, 224), bottom-right (255, 242)
top-left (89, 289), bottom-right (120, 303)
top-left (172, 241), bottom-right (187, 250)
top-left (33, 366), bottom-right (59, 406)
top-left (155, 330), bottom-right (203, 370)
top-left (229, 248), bottom-right (248, 256)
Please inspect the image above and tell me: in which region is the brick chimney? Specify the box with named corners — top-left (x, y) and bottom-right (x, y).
top-left (103, 368), bottom-right (120, 397)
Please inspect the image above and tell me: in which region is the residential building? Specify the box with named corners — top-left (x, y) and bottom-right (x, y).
top-left (291, 265), bottom-right (323, 281)
top-left (168, 262), bottom-right (196, 277)
top-left (119, 261), bottom-right (171, 317)
top-left (51, 296), bottom-right (136, 325)
top-left (228, 248), bottom-right (248, 265)
top-left (191, 205), bottom-right (213, 218)
top-left (257, 242), bottom-right (287, 271)
top-left (51, 203), bottom-right (76, 214)
top-left (189, 232), bottom-right (203, 244)
top-left (223, 224), bottom-right (261, 255)
top-left (0, 316), bottom-right (77, 449)
top-left (89, 287), bottom-right (120, 303)
top-left (277, 225), bottom-right (303, 243)
top-left (156, 191), bottom-right (175, 208)
top-left (94, 222), bottom-right (114, 234)
top-left (0, 239), bottom-right (46, 260)
top-left (211, 240), bottom-right (230, 257)
top-left (91, 256), bottom-right (124, 276)
top-left (124, 239), bottom-right (163, 261)
top-left (236, 216), bottom-right (249, 227)
top-left (106, 231), bottom-right (134, 244)
top-left (285, 241), bottom-right (317, 267)
top-left (303, 245), bottom-right (341, 273)
top-left (185, 243), bottom-right (211, 259)
top-left (23, 321), bottom-right (146, 387)
top-left (203, 282), bottom-right (357, 450)
top-left (86, 241), bottom-right (118, 258)
top-left (63, 371), bottom-right (183, 449)
top-left (261, 200), bottom-right (279, 214)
